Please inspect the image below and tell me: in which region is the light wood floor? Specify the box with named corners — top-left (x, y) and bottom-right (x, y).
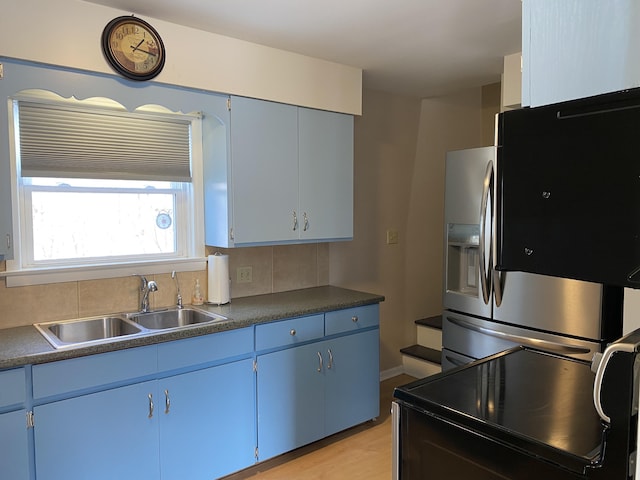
top-left (224, 374), bottom-right (415, 480)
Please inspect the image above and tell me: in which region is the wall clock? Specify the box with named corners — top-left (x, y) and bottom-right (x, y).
top-left (101, 15), bottom-right (165, 81)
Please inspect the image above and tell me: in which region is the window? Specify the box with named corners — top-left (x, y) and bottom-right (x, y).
top-left (23, 177), bottom-right (185, 264)
top-left (7, 91), bottom-right (205, 283)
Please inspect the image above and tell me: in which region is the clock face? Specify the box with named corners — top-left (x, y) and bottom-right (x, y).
top-left (102, 16), bottom-right (165, 81)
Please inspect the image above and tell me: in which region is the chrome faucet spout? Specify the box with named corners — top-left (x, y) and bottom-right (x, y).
top-left (136, 275), bottom-right (158, 313)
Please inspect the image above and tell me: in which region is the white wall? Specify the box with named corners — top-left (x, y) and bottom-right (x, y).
top-left (0, 0), bottom-right (362, 114)
top-left (624, 288), bottom-right (640, 335)
top-left (330, 87), bottom-right (486, 372)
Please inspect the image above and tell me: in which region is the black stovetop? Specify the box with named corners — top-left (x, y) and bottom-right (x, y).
top-left (394, 347), bottom-right (605, 470)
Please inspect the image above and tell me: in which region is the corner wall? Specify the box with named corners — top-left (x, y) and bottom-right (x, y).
top-left (331, 86), bottom-right (490, 373)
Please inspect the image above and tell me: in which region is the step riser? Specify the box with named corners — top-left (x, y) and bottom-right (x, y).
top-left (402, 355), bottom-right (442, 378)
top-left (417, 325), bottom-right (442, 351)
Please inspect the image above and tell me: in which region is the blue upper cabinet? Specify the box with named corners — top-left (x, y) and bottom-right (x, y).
top-left (230, 96), bottom-right (299, 245)
top-left (298, 108), bottom-right (353, 242)
top-left (205, 96), bottom-right (354, 247)
top-left (522, 0), bottom-right (640, 107)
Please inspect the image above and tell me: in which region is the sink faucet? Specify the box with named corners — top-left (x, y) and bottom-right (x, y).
top-left (171, 270), bottom-right (183, 309)
top-left (137, 275), bottom-right (158, 313)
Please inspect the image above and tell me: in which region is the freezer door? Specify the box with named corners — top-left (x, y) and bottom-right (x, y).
top-left (494, 271), bottom-right (605, 340)
top-left (441, 348), bottom-right (475, 371)
top-left (442, 311), bottom-right (601, 362)
top-left (443, 147), bottom-right (495, 319)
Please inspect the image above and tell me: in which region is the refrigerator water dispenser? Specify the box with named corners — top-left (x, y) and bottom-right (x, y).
top-left (446, 224), bottom-right (480, 297)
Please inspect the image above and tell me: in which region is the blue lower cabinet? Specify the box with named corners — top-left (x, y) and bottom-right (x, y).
top-left (159, 358), bottom-right (255, 479)
top-left (324, 329), bottom-right (380, 436)
top-left (34, 380), bottom-right (160, 480)
top-left (256, 329), bottom-right (380, 461)
top-left (0, 410), bottom-right (29, 480)
top-left (257, 341), bottom-right (325, 461)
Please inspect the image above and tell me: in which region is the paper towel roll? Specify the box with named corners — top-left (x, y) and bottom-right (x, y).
top-left (208, 253), bottom-right (230, 305)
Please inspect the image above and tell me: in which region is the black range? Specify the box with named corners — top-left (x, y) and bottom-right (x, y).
top-left (392, 345), bottom-right (635, 479)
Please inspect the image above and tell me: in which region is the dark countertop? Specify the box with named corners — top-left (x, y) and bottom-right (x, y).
top-left (0, 286), bottom-right (384, 369)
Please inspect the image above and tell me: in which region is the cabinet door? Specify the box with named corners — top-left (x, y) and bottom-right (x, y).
top-left (159, 359), bottom-right (255, 480)
top-left (34, 381), bottom-right (160, 480)
top-left (0, 66), bottom-right (14, 259)
top-left (230, 96), bottom-right (299, 245)
top-left (0, 410), bottom-right (29, 480)
top-left (257, 342), bottom-right (325, 461)
top-left (523, 0), bottom-right (640, 107)
top-left (325, 329), bottom-right (380, 436)
top-left (298, 108), bottom-right (353, 241)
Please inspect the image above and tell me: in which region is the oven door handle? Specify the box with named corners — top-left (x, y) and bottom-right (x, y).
top-left (592, 341), bottom-right (636, 424)
top-left (446, 316), bottom-right (592, 356)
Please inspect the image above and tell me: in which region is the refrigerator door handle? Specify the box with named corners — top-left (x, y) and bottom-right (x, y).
top-left (479, 160), bottom-right (494, 305)
top-left (446, 315), bottom-right (592, 356)
top-left (493, 268), bottom-right (505, 307)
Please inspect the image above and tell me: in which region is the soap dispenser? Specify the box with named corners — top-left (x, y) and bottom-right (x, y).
top-left (192, 279), bottom-right (204, 305)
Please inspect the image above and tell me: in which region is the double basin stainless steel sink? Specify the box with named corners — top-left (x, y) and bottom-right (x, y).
top-left (35, 307), bottom-right (227, 349)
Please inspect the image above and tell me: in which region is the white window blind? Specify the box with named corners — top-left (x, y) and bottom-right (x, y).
top-left (17, 101), bottom-right (192, 181)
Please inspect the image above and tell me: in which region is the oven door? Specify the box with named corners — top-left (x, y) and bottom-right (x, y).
top-left (393, 400), bottom-right (590, 480)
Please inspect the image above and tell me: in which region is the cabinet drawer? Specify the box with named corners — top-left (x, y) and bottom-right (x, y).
top-left (32, 345), bottom-right (157, 400)
top-left (158, 327), bottom-right (253, 372)
top-left (0, 367), bottom-right (26, 409)
top-left (325, 304), bottom-right (379, 336)
top-left (256, 315), bottom-right (324, 351)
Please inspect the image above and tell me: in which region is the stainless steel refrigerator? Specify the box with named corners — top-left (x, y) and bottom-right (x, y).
top-left (441, 146), bottom-right (622, 370)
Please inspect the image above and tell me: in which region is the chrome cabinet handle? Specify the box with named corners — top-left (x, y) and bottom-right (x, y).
top-left (164, 389), bottom-right (171, 414)
top-left (5, 234), bottom-right (10, 250)
top-left (148, 393), bottom-right (154, 418)
top-left (352, 315), bottom-right (358, 323)
top-left (290, 329), bottom-right (296, 336)
top-left (303, 212), bottom-right (309, 231)
top-left (292, 211), bottom-right (298, 231)
top-left (327, 349), bottom-right (334, 369)
top-left (317, 351), bottom-right (323, 372)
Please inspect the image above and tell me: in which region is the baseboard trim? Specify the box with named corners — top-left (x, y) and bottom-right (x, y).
top-left (380, 365), bottom-right (405, 382)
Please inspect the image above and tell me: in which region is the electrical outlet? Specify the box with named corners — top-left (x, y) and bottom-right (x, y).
top-left (386, 229), bottom-right (399, 245)
top-left (237, 266), bottom-right (253, 283)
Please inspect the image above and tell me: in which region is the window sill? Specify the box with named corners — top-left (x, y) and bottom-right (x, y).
top-left (1, 258), bottom-right (207, 287)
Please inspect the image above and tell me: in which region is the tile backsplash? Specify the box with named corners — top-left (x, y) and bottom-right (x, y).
top-left (0, 243), bottom-right (329, 329)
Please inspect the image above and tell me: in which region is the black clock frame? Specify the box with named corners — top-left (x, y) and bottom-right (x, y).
top-left (101, 15), bottom-right (166, 81)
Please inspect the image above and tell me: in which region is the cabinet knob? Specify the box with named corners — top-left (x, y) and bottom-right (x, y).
top-left (351, 316), bottom-right (358, 323)
top-left (290, 329), bottom-right (296, 336)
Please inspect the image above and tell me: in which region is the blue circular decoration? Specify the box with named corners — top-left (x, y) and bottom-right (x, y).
top-left (156, 212), bottom-right (172, 229)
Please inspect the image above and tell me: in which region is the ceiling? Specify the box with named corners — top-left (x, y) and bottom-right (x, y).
top-left (86, 0), bottom-right (522, 98)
